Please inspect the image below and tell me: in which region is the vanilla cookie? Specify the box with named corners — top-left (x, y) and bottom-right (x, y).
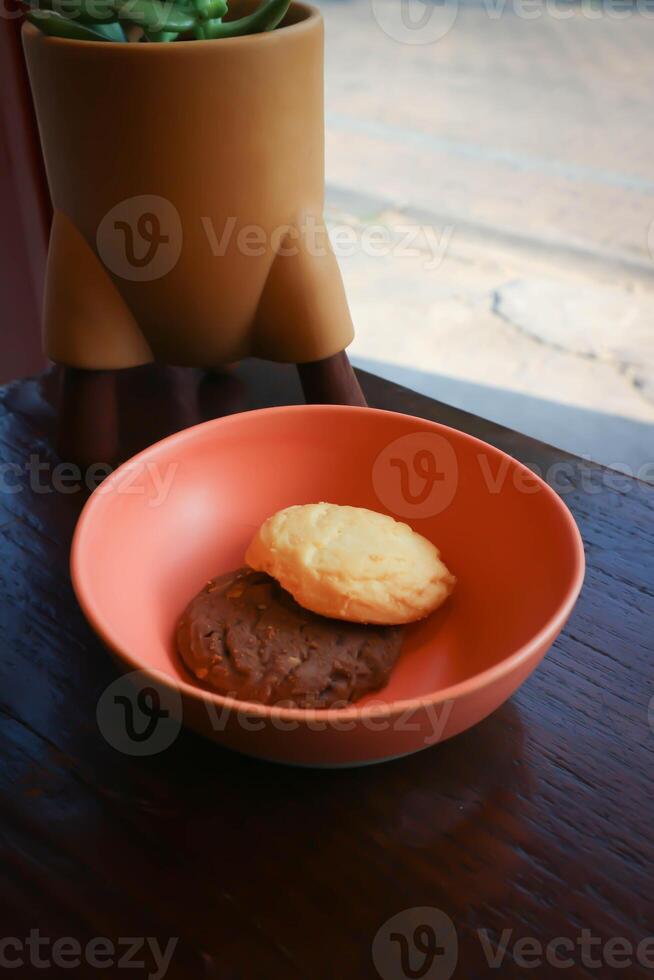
top-left (245, 502), bottom-right (455, 625)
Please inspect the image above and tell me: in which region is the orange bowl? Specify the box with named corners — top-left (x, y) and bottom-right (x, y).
top-left (72, 405), bottom-right (584, 766)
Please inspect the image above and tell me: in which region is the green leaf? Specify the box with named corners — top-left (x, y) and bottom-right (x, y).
top-left (193, 0), bottom-right (227, 21)
top-left (144, 28), bottom-right (180, 40)
top-left (203, 16), bottom-right (224, 37)
top-left (208, 0), bottom-right (290, 37)
top-left (95, 21), bottom-right (127, 38)
top-left (116, 0), bottom-right (196, 32)
top-left (26, 8), bottom-right (115, 38)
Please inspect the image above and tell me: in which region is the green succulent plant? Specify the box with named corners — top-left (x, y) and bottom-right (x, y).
top-left (26, 0), bottom-right (292, 42)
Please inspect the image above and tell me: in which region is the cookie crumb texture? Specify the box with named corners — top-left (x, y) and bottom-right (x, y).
top-left (176, 568), bottom-right (404, 708)
top-left (246, 502), bottom-right (456, 624)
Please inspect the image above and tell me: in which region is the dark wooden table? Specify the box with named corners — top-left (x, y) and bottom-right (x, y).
top-left (1, 362), bottom-right (652, 979)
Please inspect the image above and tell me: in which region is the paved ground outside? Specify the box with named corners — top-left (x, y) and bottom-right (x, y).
top-left (316, 0), bottom-right (654, 479)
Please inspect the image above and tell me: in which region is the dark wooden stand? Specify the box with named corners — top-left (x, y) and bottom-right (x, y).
top-left (297, 350), bottom-right (366, 407)
top-left (57, 366), bottom-right (118, 466)
top-left (58, 350), bottom-right (365, 464)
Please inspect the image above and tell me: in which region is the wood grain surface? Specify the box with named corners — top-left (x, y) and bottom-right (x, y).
top-left (0, 363), bottom-right (652, 979)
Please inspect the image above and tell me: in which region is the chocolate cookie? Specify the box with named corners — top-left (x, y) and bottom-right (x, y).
top-left (176, 568), bottom-right (404, 708)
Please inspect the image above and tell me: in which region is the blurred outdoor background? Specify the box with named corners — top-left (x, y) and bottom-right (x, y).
top-left (316, 0), bottom-right (654, 479)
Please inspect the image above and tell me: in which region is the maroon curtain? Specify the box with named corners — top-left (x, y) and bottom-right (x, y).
top-left (0, 10), bottom-right (51, 383)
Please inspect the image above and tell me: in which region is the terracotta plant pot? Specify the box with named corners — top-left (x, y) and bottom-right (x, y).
top-left (22, 2), bottom-right (354, 371)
